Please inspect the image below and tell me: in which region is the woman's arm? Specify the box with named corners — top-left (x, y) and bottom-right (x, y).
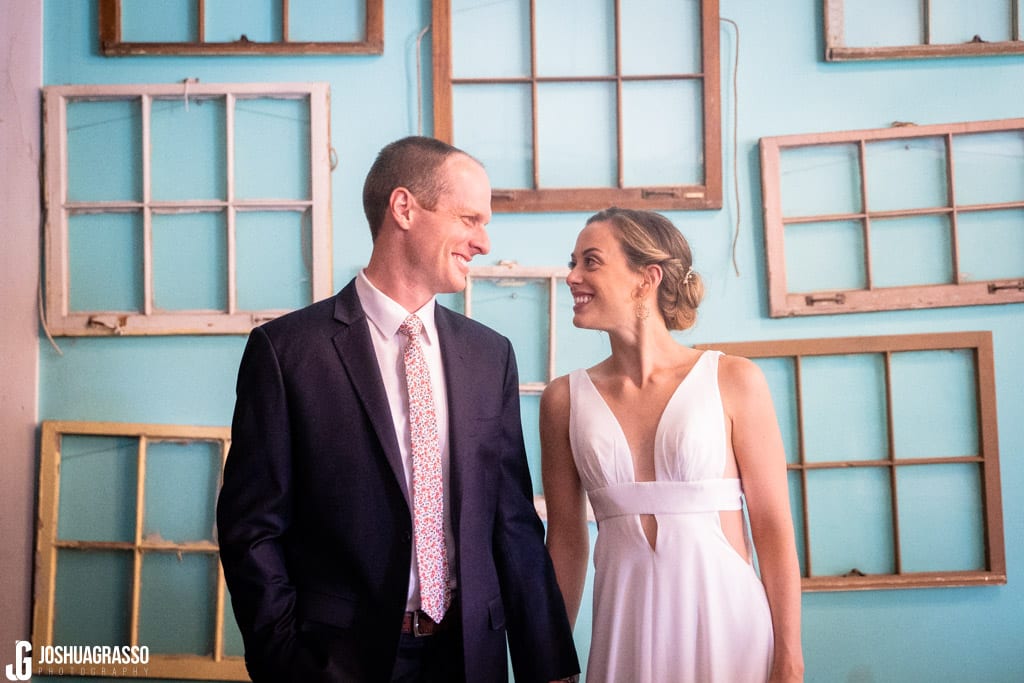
top-left (540, 375), bottom-right (590, 629)
top-left (721, 355), bottom-right (805, 682)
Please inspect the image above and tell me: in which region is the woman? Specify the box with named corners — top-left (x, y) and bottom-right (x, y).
top-left (541, 208), bottom-right (804, 683)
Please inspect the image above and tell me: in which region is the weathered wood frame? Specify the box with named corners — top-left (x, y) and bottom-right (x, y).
top-left (699, 331), bottom-right (1005, 592)
top-left (99, 0), bottom-right (384, 56)
top-left (760, 118), bottom-right (1024, 317)
top-left (464, 263), bottom-right (596, 521)
top-left (43, 82), bottom-right (333, 336)
top-left (432, 0), bottom-right (722, 212)
top-left (33, 420), bottom-right (246, 680)
top-left (824, 0), bottom-right (1024, 61)
top-left (465, 263), bottom-right (570, 394)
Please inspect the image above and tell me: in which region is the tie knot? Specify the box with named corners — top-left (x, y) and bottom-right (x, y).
top-left (399, 314), bottom-right (423, 339)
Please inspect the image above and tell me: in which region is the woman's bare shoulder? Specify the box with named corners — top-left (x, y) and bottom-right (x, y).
top-left (716, 352), bottom-right (770, 403)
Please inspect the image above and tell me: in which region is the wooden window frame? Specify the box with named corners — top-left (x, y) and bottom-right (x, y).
top-left (33, 420), bottom-right (246, 680)
top-left (760, 118), bottom-right (1024, 317)
top-left (99, 0), bottom-right (383, 56)
top-left (463, 263), bottom-right (600, 522)
top-left (464, 263), bottom-right (569, 394)
top-left (43, 81), bottom-right (333, 336)
top-left (699, 331), bottom-right (1005, 592)
top-left (432, 0), bottom-right (722, 212)
top-left (824, 0), bottom-right (1024, 61)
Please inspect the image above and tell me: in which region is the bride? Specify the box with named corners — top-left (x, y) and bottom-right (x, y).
top-left (541, 207), bottom-right (804, 683)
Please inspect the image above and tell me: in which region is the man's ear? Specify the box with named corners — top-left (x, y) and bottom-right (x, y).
top-left (390, 187), bottom-right (414, 230)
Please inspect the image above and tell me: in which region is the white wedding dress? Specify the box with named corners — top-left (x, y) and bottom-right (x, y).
top-left (569, 351), bottom-right (773, 683)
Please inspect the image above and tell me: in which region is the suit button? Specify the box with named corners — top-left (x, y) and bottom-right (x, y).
top-left (403, 531), bottom-right (412, 543)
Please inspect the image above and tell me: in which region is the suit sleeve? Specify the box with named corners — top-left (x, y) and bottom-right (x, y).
top-left (216, 327), bottom-right (302, 681)
top-left (492, 340), bottom-right (581, 682)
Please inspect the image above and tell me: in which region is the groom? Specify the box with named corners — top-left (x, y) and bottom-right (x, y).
top-left (217, 136), bottom-right (580, 682)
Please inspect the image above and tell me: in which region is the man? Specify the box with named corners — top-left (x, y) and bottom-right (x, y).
top-left (217, 136), bottom-right (580, 682)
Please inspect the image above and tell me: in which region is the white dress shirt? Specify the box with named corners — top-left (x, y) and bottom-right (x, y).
top-left (355, 271), bottom-right (456, 613)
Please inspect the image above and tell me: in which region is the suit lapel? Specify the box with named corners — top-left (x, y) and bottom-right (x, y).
top-left (331, 282), bottom-right (410, 504)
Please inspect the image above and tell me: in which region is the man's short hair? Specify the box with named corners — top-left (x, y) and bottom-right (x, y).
top-left (362, 136), bottom-right (475, 241)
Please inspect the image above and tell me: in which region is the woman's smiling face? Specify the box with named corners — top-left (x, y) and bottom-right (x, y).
top-left (566, 220), bottom-right (644, 331)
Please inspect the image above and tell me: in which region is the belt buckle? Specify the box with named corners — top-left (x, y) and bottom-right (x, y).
top-left (411, 610), bottom-right (430, 638)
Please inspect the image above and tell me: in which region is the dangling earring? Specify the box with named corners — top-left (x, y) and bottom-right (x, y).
top-left (634, 281), bottom-right (651, 321)
top-left (635, 300), bottom-right (650, 320)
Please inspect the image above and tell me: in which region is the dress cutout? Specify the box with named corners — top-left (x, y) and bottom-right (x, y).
top-left (569, 351), bottom-right (773, 683)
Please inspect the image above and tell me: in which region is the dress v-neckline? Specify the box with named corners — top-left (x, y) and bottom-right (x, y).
top-left (581, 350), bottom-right (709, 484)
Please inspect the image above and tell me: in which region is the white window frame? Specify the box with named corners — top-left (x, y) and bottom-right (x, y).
top-left (43, 81), bottom-right (333, 336)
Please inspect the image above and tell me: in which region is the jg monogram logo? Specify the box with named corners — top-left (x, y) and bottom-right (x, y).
top-left (4, 641), bottom-right (31, 681)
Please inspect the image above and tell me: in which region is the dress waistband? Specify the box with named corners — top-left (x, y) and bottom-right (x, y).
top-left (587, 479), bottom-right (743, 522)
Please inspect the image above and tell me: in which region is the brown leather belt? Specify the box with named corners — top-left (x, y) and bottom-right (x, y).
top-left (400, 610), bottom-right (446, 637)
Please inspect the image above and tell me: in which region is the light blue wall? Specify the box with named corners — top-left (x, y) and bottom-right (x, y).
top-left (40, 1), bottom-right (1024, 682)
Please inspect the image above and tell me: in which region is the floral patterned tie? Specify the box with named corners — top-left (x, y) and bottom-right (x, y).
top-left (399, 314), bottom-right (450, 622)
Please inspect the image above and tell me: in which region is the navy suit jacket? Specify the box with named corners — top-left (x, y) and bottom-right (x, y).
top-left (217, 280), bottom-right (579, 682)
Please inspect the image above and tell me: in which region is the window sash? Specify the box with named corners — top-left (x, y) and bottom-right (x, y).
top-left (43, 81), bottom-right (333, 336)
top-left (699, 331), bottom-right (1005, 591)
top-left (99, 0), bottom-right (384, 55)
top-left (759, 118), bottom-right (1024, 317)
top-left (432, 0), bottom-right (722, 212)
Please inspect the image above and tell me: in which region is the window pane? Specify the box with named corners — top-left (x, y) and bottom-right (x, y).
top-left (140, 553), bottom-right (217, 654)
top-left (620, 0), bottom-right (701, 74)
top-left (784, 220), bottom-right (867, 292)
top-left (537, 82), bottom-right (616, 187)
top-left (788, 470), bottom-right (807, 576)
top-left (236, 210), bottom-right (311, 310)
top-left (930, 0), bottom-right (1012, 44)
top-left (152, 96), bottom-right (226, 201)
top-left (289, 0), bottom-right (365, 42)
top-left (801, 354), bottom-right (889, 463)
top-left (68, 212), bottom-right (143, 313)
top-left (780, 144), bottom-right (862, 217)
top-left (121, 0), bottom-right (196, 42)
top-left (807, 467), bottom-right (894, 576)
top-left (144, 440), bottom-right (222, 543)
top-left (535, 0), bottom-right (615, 77)
top-left (953, 130), bottom-right (1024, 205)
top-left (54, 550), bottom-right (133, 644)
top-left (621, 80), bottom-right (703, 186)
top-left (452, 0), bottom-right (530, 78)
top-left (235, 97), bottom-right (310, 200)
top-left (753, 357), bottom-right (800, 465)
top-left (865, 137), bottom-right (948, 211)
top-left (223, 597), bottom-right (245, 657)
top-left (469, 279), bottom-right (549, 384)
top-left (957, 209), bottom-right (1024, 281)
top-left (870, 214), bottom-right (954, 287)
top-left (891, 350), bottom-right (979, 459)
top-left (205, 0), bottom-right (280, 43)
top-left (843, 0), bottom-right (923, 47)
top-left (453, 84), bottom-right (533, 189)
top-left (521, 394), bottom-right (543, 496)
top-left (67, 100), bottom-right (142, 202)
top-left (58, 435), bottom-right (138, 542)
top-left (897, 464), bottom-right (986, 572)
top-left (153, 212), bottom-right (228, 312)
top-left (555, 291), bottom-right (609, 377)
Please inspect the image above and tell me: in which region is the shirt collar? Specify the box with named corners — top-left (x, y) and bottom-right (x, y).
top-left (356, 269), bottom-right (438, 345)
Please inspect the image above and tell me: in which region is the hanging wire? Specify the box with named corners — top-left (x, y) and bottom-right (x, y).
top-left (720, 17), bottom-right (742, 276)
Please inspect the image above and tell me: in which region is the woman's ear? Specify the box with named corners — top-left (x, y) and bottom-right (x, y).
top-left (642, 263), bottom-right (663, 291)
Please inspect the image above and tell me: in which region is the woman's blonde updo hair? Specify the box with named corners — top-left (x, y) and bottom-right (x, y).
top-left (586, 207), bottom-right (704, 331)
